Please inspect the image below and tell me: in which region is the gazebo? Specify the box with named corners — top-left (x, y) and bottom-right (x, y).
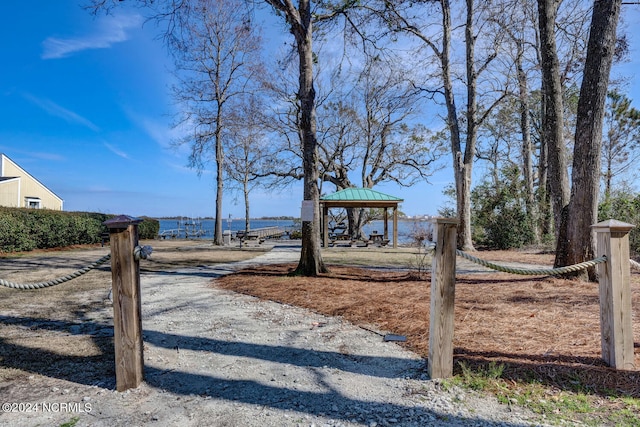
top-left (320, 188), bottom-right (404, 248)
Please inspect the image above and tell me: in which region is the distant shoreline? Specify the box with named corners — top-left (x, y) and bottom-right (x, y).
top-left (154, 216), bottom-right (432, 221)
top-left (154, 216), bottom-right (298, 221)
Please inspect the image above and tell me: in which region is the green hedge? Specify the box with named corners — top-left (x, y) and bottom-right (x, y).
top-left (0, 208), bottom-right (159, 253)
top-left (138, 216), bottom-right (160, 240)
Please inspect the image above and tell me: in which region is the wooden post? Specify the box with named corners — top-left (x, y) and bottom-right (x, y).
top-left (392, 206), bottom-right (398, 249)
top-left (383, 208), bottom-right (389, 242)
top-left (322, 204), bottom-right (329, 248)
top-left (592, 219), bottom-right (636, 371)
top-left (428, 217), bottom-right (459, 378)
top-left (104, 215), bottom-right (145, 391)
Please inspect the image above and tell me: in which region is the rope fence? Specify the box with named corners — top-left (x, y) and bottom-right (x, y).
top-left (456, 250), bottom-right (608, 276)
top-left (0, 254), bottom-right (111, 290)
top-left (0, 245), bottom-right (152, 291)
top-left (422, 240), bottom-right (639, 276)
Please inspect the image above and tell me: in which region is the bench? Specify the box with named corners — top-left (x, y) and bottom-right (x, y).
top-left (352, 239), bottom-right (369, 248)
top-left (101, 232), bottom-right (110, 247)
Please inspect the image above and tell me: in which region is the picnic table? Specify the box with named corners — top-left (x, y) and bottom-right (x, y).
top-left (369, 232), bottom-right (389, 246)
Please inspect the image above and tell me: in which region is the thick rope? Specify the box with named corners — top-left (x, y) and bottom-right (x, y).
top-left (455, 250), bottom-right (607, 276)
top-left (134, 245), bottom-right (153, 260)
top-left (0, 254), bottom-right (111, 290)
top-left (630, 259), bottom-right (640, 271)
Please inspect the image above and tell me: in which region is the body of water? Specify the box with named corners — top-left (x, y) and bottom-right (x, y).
top-left (158, 218), bottom-right (296, 239)
top-left (157, 218), bottom-right (431, 245)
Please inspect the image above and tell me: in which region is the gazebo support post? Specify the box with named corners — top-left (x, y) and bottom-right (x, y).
top-left (393, 206), bottom-right (398, 248)
top-left (322, 204), bottom-right (329, 247)
top-left (383, 208), bottom-right (389, 242)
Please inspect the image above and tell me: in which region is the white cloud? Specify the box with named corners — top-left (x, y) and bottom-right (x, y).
top-left (103, 142), bottom-right (130, 160)
top-left (86, 185), bottom-right (113, 193)
top-left (42, 13), bottom-right (143, 60)
top-left (23, 93), bottom-right (100, 132)
top-left (0, 146), bottom-right (66, 162)
top-left (27, 151), bottom-right (66, 162)
top-left (126, 111), bottom-right (198, 165)
top-left (138, 116), bottom-right (177, 150)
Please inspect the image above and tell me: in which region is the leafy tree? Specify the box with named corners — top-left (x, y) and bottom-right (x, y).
top-left (471, 166), bottom-right (535, 249)
top-left (601, 91), bottom-right (640, 204)
top-left (598, 186), bottom-right (640, 255)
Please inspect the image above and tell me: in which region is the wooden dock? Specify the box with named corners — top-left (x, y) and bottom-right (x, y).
top-left (157, 225), bottom-right (289, 241)
top-left (236, 226), bottom-right (286, 241)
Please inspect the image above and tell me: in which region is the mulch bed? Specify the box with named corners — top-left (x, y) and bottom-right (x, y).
top-left (213, 255), bottom-right (640, 398)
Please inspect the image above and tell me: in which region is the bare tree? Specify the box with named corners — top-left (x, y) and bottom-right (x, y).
top-left (490, 0), bottom-right (541, 243)
top-left (89, 0), bottom-right (335, 275)
top-left (360, 0), bottom-right (508, 250)
top-left (224, 96), bottom-right (269, 234)
top-left (481, 0), bottom-right (588, 246)
top-left (170, 0), bottom-right (263, 245)
top-left (89, 0), bottom-right (262, 246)
top-left (315, 58), bottom-right (444, 237)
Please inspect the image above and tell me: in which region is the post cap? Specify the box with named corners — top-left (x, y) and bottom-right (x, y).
top-left (591, 219), bottom-right (635, 233)
top-left (104, 215), bottom-right (144, 229)
top-left (429, 217), bottom-right (459, 225)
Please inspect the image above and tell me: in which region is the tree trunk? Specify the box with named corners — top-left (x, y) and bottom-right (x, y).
top-left (244, 177), bottom-right (250, 234)
top-left (291, 0), bottom-right (327, 276)
top-left (214, 115), bottom-right (224, 246)
top-left (516, 36), bottom-right (539, 243)
top-left (538, 139), bottom-right (553, 238)
top-left (604, 159), bottom-right (612, 205)
top-left (458, 0), bottom-right (477, 252)
top-left (438, 0), bottom-right (470, 250)
top-left (537, 0), bottom-right (570, 267)
top-left (566, 0), bottom-right (622, 280)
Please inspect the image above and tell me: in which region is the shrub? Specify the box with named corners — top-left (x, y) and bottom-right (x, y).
top-left (138, 217), bottom-right (159, 240)
top-left (599, 189), bottom-right (640, 255)
top-left (18, 210), bottom-right (106, 249)
top-left (471, 167), bottom-right (536, 250)
top-left (0, 210), bottom-right (34, 252)
top-left (0, 208), bottom-right (158, 253)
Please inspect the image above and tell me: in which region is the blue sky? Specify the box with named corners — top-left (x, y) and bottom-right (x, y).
top-left (1, 2), bottom-right (640, 219)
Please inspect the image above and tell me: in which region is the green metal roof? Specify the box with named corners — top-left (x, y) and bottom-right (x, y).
top-left (321, 187), bottom-right (403, 202)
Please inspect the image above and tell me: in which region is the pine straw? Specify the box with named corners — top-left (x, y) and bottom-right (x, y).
top-left (213, 257), bottom-right (640, 399)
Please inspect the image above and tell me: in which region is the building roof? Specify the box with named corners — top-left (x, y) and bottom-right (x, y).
top-left (321, 187), bottom-right (403, 202)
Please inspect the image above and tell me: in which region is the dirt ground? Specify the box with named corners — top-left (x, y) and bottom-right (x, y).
top-left (215, 249), bottom-right (640, 400)
top-left (0, 240), bottom-right (638, 425)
